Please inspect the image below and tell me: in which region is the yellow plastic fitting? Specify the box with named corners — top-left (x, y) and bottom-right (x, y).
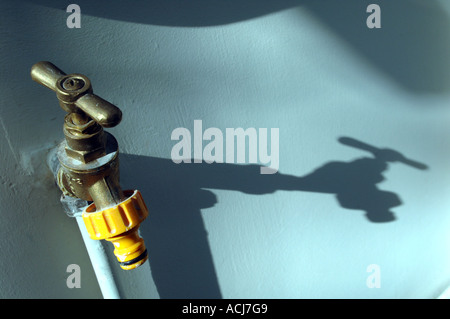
top-left (82, 190), bottom-right (149, 270)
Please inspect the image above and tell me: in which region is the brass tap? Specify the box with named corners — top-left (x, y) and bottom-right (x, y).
top-left (32, 62), bottom-right (148, 270)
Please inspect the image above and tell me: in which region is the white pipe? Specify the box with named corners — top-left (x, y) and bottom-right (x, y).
top-left (75, 217), bottom-right (121, 299)
top-left (47, 147), bottom-right (120, 299)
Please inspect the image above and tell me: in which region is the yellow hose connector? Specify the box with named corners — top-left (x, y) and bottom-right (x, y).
top-left (82, 190), bottom-right (149, 270)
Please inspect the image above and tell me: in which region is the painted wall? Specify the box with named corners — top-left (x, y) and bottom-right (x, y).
top-left (1, 0), bottom-right (450, 298)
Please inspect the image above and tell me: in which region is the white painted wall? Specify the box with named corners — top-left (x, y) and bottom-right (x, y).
top-left (1, 0), bottom-right (450, 298)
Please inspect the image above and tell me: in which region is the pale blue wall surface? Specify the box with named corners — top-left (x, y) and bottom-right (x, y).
top-left (1, 0), bottom-right (450, 298)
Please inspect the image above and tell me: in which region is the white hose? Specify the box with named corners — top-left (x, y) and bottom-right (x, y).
top-left (75, 217), bottom-right (120, 299)
top-left (47, 147), bottom-right (121, 299)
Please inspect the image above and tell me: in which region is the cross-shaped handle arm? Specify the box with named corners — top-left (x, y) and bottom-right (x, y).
top-left (31, 61), bottom-right (122, 128)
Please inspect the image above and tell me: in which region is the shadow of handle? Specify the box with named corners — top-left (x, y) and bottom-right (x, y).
top-left (339, 137), bottom-right (378, 153)
top-left (398, 157), bottom-right (428, 170)
top-left (339, 136), bottom-right (428, 170)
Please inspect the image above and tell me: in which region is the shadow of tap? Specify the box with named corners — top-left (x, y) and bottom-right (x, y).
top-left (294, 137), bottom-right (428, 222)
top-left (119, 136), bottom-right (428, 298)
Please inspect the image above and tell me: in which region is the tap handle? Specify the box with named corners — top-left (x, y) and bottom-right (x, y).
top-left (31, 61), bottom-right (67, 92)
top-left (75, 94), bottom-right (122, 128)
top-left (31, 61), bottom-right (122, 128)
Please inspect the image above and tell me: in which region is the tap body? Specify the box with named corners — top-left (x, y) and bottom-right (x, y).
top-left (32, 61), bottom-right (148, 270)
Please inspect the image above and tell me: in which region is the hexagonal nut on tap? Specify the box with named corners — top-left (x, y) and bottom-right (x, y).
top-left (63, 113), bottom-right (106, 163)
